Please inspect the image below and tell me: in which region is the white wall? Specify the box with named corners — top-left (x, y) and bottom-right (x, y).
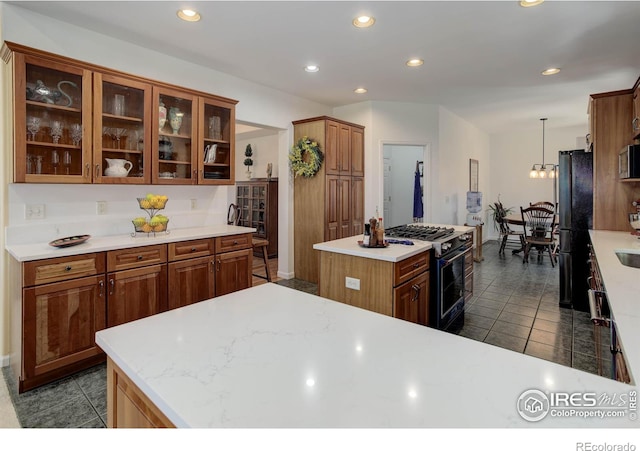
top-left (235, 133), bottom-right (281, 182)
top-left (487, 123), bottom-right (587, 238)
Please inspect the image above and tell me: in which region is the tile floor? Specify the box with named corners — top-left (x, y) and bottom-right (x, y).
top-left (0, 242), bottom-right (612, 428)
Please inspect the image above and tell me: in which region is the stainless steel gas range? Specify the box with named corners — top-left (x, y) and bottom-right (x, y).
top-left (385, 224), bottom-right (473, 331)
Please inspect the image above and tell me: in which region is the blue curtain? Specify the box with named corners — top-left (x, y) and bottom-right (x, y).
top-left (413, 166), bottom-right (423, 221)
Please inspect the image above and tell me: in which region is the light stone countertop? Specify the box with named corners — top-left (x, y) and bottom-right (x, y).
top-left (95, 283), bottom-right (637, 428)
top-left (588, 230), bottom-right (640, 385)
top-left (312, 224), bottom-right (474, 262)
top-left (5, 225), bottom-right (256, 262)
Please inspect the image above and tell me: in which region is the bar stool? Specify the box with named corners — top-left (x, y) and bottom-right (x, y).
top-left (252, 238), bottom-right (272, 282)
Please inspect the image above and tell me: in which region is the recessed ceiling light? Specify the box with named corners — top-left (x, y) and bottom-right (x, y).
top-left (541, 67), bottom-right (561, 76)
top-left (406, 59), bottom-right (424, 67)
top-left (177, 9), bottom-right (201, 22)
top-left (354, 88), bottom-right (368, 94)
top-left (353, 15), bottom-right (375, 28)
top-left (519, 0), bottom-right (544, 7)
top-left (305, 65), bottom-right (319, 73)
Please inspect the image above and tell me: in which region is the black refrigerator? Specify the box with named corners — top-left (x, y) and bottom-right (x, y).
top-left (558, 149), bottom-right (593, 312)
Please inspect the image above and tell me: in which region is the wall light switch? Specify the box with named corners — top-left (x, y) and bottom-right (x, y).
top-left (96, 201), bottom-right (107, 215)
top-left (25, 204), bottom-right (45, 220)
top-left (190, 199), bottom-right (197, 210)
top-left (346, 277), bottom-right (360, 290)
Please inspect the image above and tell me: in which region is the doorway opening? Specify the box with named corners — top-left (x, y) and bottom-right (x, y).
top-left (382, 143), bottom-right (430, 228)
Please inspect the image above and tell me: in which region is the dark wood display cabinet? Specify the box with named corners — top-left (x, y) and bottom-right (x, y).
top-left (236, 179), bottom-right (278, 258)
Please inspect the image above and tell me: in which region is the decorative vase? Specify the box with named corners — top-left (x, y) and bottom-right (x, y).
top-left (159, 101), bottom-right (167, 132)
top-left (246, 168), bottom-right (252, 179)
top-left (169, 107), bottom-right (183, 134)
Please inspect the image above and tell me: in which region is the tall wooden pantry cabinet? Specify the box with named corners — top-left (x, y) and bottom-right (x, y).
top-left (292, 116), bottom-right (365, 284)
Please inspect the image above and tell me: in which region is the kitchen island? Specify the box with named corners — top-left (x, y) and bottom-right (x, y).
top-left (95, 283), bottom-right (636, 428)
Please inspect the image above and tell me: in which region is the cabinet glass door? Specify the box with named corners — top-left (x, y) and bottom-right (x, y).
top-left (16, 54), bottom-right (91, 183)
top-left (198, 97), bottom-right (235, 184)
top-left (93, 74), bottom-right (151, 183)
top-left (152, 87), bottom-right (197, 184)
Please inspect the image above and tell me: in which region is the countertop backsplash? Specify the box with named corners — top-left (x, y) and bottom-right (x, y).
top-left (6, 183), bottom-right (233, 245)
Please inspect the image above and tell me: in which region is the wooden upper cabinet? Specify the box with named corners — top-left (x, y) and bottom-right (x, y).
top-left (325, 120), bottom-right (340, 174)
top-left (197, 96), bottom-right (236, 185)
top-left (93, 73), bottom-right (152, 184)
top-left (338, 123), bottom-right (351, 175)
top-left (12, 52), bottom-right (92, 183)
top-left (3, 42), bottom-right (238, 186)
top-left (152, 86), bottom-right (198, 184)
top-left (351, 126), bottom-right (364, 177)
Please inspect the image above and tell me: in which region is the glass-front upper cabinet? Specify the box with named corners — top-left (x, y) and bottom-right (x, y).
top-left (14, 53), bottom-right (92, 183)
top-left (152, 86), bottom-right (197, 184)
top-left (198, 97), bottom-right (236, 185)
top-left (93, 73), bottom-right (152, 184)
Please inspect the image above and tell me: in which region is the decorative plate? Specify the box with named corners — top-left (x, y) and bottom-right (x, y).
top-left (357, 240), bottom-right (389, 249)
top-left (49, 235), bottom-right (91, 248)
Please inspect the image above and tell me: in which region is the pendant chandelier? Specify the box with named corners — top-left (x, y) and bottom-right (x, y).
top-left (529, 117), bottom-right (556, 178)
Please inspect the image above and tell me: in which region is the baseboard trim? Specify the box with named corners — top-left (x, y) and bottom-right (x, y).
top-left (277, 270), bottom-right (295, 280)
top-left (0, 355), bottom-right (10, 368)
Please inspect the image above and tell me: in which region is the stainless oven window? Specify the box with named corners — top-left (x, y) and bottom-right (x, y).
top-left (439, 248), bottom-right (468, 319)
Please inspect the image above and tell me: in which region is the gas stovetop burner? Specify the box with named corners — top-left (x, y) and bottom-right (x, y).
top-left (385, 225), bottom-right (456, 241)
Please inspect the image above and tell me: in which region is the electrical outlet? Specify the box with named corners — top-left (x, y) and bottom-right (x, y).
top-left (25, 204), bottom-right (45, 220)
top-left (345, 277), bottom-right (360, 291)
top-left (96, 201), bottom-right (107, 215)
top-left (190, 199), bottom-right (197, 210)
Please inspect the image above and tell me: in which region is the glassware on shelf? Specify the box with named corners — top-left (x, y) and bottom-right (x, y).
top-left (50, 121), bottom-right (63, 144)
top-left (27, 116), bottom-right (41, 141)
top-left (111, 127), bottom-right (127, 149)
top-left (63, 150), bottom-right (72, 175)
top-left (51, 150), bottom-right (60, 175)
top-left (70, 124), bottom-right (82, 147)
top-left (26, 155), bottom-right (33, 174)
top-left (35, 155), bottom-right (43, 175)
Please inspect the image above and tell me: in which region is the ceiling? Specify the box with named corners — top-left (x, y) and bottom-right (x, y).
top-left (8, 1), bottom-right (640, 135)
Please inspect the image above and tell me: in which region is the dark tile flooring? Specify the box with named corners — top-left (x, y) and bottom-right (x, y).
top-left (1, 240), bottom-right (611, 427)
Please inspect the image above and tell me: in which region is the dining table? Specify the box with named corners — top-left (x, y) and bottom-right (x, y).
top-left (504, 213), bottom-right (559, 254)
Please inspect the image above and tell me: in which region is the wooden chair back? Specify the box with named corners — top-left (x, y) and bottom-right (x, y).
top-left (520, 206), bottom-right (555, 240)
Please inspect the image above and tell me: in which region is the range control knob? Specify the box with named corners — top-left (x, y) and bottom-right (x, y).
top-left (441, 242), bottom-right (452, 252)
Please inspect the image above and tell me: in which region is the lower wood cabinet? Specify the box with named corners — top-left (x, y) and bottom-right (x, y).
top-left (168, 256), bottom-right (215, 310)
top-left (22, 274), bottom-right (106, 391)
top-left (215, 248), bottom-right (251, 296)
top-left (107, 264), bottom-right (168, 327)
top-left (393, 271), bottom-right (429, 325)
top-left (10, 232), bottom-right (251, 393)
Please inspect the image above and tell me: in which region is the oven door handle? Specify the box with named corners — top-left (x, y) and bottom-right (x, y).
top-left (440, 247), bottom-right (470, 265)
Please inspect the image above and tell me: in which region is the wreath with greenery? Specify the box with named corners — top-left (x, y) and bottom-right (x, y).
top-left (289, 136), bottom-right (323, 178)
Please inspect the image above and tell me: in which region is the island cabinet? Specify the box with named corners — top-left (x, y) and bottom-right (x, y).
top-left (292, 116), bottom-right (365, 283)
top-left (13, 253), bottom-right (107, 393)
top-left (318, 249), bottom-right (430, 326)
top-left (2, 41), bottom-right (237, 185)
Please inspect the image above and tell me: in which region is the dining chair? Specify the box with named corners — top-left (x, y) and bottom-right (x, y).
top-left (495, 202), bottom-right (526, 254)
top-left (530, 201), bottom-right (555, 211)
top-left (520, 206), bottom-right (556, 267)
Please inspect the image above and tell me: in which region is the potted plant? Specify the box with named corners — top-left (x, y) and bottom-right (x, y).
top-left (487, 197), bottom-right (513, 231)
top-left (244, 144), bottom-right (253, 179)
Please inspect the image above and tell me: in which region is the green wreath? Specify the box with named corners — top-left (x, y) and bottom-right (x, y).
top-left (289, 136), bottom-right (324, 178)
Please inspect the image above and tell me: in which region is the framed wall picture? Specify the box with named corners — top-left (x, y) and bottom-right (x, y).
top-left (469, 159), bottom-right (479, 192)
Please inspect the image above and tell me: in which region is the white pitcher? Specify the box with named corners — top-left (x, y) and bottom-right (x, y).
top-left (104, 158), bottom-right (133, 177)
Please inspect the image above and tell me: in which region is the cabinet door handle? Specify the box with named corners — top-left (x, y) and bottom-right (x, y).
top-left (211, 260), bottom-right (215, 272)
top-left (413, 262), bottom-right (420, 268)
top-left (65, 265), bottom-right (72, 271)
top-left (217, 259), bottom-right (221, 271)
top-left (99, 280), bottom-right (104, 297)
top-left (109, 278), bottom-right (115, 295)
top-left (411, 284), bottom-right (420, 302)
top-left (233, 240), bottom-right (238, 245)
top-left (85, 163), bottom-right (90, 177)
top-left (137, 255), bottom-right (143, 260)
top-left (633, 117), bottom-right (639, 131)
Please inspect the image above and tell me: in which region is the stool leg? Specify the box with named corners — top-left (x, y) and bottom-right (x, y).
top-left (261, 244), bottom-right (272, 282)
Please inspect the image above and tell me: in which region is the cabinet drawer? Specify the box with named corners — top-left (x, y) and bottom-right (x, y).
top-left (23, 253), bottom-right (106, 287)
top-left (215, 233), bottom-right (252, 253)
top-left (107, 245), bottom-right (167, 272)
top-left (168, 238), bottom-right (214, 262)
top-left (394, 251), bottom-right (430, 287)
